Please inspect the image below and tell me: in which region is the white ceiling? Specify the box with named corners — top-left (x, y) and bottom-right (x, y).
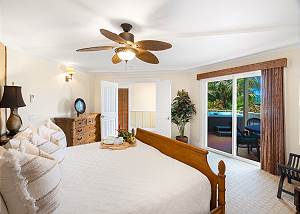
top-left (1, 0), bottom-right (300, 72)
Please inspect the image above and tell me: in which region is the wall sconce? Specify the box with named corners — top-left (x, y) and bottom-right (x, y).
top-left (65, 66), bottom-right (75, 82)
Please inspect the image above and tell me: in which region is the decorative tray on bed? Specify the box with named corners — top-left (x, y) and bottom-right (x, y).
top-left (100, 141), bottom-right (136, 150)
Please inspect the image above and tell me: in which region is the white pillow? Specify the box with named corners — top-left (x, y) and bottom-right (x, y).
top-left (37, 125), bottom-right (56, 141)
top-left (13, 126), bottom-right (36, 139)
top-left (30, 133), bottom-right (65, 165)
top-left (46, 119), bottom-right (62, 132)
top-left (6, 138), bottom-right (54, 161)
top-left (39, 123), bottom-right (67, 149)
top-left (0, 147), bottom-right (61, 214)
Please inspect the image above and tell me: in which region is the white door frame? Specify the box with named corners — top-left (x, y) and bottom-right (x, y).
top-left (201, 71), bottom-right (261, 166)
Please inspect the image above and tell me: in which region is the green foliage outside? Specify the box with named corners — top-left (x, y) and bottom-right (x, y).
top-left (208, 77), bottom-right (261, 113)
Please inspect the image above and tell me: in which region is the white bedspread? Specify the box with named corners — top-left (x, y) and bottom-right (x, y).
top-left (58, 141), bottom-right (211, 214)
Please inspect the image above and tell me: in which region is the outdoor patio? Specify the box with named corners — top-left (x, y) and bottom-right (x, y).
top-left (207, 76), bottom-right (261, 162)
top-left (208, 133), bottom-right (259, 162)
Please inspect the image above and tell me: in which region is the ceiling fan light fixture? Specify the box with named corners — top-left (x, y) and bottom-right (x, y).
top-left (115, 47), bottom-right (136, 61)
top-left (77, 23), bottom-right (172, 65)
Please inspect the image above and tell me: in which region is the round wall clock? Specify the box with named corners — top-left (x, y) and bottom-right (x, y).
top-left (74, 98), bottom-right (86, 117)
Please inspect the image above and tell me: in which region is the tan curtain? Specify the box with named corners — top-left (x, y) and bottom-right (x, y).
top-left (261, 67), bottom-right (285, 175)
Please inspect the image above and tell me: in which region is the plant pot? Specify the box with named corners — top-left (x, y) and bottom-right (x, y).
top-left (176, 136), bottom-right (188, 143)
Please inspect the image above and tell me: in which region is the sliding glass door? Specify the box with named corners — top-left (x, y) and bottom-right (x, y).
top-left (207, 79), bottom-right (233, 154)
top-left (236, 76), bottom-right (261, 162)
top-left (205, 72), bottom-right (261, 163)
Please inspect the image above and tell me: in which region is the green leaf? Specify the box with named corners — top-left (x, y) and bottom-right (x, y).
top-left (171, 89), bottom-right (196, 136)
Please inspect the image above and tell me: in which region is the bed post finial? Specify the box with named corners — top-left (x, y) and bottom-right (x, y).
top-left (218, 160), bottom-right (226, 175)
top-left (218, 160), bottom-right (226, 213)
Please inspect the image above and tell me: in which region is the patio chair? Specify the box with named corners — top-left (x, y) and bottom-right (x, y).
top-left (236, 128), bottom-right (260, 156)
top-left (245, 118), bottom-right (261, 138)
top-left (277, 153), bottom-right (300, 199)
top-left (247, 117), bottom-right (260, 126)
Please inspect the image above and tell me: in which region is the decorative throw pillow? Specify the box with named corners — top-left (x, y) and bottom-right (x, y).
top-left (46, 119), bottom-right (67, 147)
top-left (0, 147), bottom-right (61, 214)
top-left (39, 122), bottom-right (67, 149)
top-left (30, 133), bottom-right (65, 165)
top-left (6, 138), bottom-right (54, 161)
top-left (13, 126), bottom-right (36, 139)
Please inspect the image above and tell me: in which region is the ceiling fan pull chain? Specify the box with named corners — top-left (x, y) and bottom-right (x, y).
top-left (124, 61), bottom-right (128, 72)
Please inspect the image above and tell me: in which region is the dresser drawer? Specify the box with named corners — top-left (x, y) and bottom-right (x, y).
top-left (74, 130), bottom-right (95, 144)
top-left (86, 133), bottom-right (96, 143)
top-left (87, 117), bottom-right (95, 126)
top-left (75, 119), bottom-right (87, 128)
top-left (74, 126), bottom-right (85, 135)
top-left (74, 126), bottom-right (95, 136)
top-left (86, 125), bottom-right (96, 133)
top-left (73, 134), bottom-right (86, 145)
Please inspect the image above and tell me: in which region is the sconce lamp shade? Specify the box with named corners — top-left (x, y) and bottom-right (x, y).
top-left (0, 86), bottom-right (26, 108)
top-left (65, 66), bottom-right (75, 75)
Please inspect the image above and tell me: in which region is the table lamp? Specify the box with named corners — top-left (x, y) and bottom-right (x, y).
top-left (0, 85), bottom-right (26, 135)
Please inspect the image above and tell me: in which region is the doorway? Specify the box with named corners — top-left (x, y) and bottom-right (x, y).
top-left (101, 80), bottom-right (171, 139)
top-left (203, 71), bottom-right (261, 163)
top-left (118, 88), bottom-right (129, 130)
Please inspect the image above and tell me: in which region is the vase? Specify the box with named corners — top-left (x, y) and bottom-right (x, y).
top-left (176, 136), bottom-right (188, 143)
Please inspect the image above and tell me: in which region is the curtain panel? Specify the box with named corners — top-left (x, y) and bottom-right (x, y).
top-left (261, 67), bottom-right (285, 175)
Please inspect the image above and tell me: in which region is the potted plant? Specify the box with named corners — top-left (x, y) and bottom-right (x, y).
top-left (171, 89), bottom-right (196, 143)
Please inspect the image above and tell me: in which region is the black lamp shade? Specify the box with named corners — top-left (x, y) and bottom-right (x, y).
top-left (0, 86), bottom-right (26, 108)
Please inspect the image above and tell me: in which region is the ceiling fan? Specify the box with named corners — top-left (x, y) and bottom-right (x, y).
top-left (76, 23), bottom-right (172, 64)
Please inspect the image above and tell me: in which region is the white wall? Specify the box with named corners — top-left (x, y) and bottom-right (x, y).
top-left (130, 83), bottom-right (156, 112)
top-left (190, 46), bottom-right (300, 158)
top-left (6, 48), bottom-right (94, 127)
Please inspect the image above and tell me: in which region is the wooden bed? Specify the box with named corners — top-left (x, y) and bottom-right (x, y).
top-left (136, 128), bottom-right (226, 214)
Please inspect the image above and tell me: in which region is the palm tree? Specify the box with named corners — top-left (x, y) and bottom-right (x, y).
top-left (237, 77), bottom-right (261, 112)
top-left (208, 80), bottom-right (233, 110)
top-left (208, 77), bottom-right (261, 112)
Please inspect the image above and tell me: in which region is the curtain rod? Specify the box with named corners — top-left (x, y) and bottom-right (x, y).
top-left (197, 58), bottom-right (287, 80)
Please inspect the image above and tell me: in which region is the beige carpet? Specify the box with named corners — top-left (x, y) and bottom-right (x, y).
top-left (207, 152), bottom-right (296, 214)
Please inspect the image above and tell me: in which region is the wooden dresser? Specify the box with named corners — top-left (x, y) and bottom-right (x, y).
top-left (53, 113), bottom-right (101, 147)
